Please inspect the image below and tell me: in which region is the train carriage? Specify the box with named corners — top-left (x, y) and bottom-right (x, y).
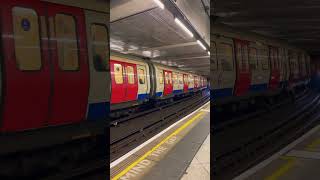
top-left (110, 53), bottom-right (151, 110)
top-left (0, 0), bottom-right (109, 176)
top-left (110, 52), bottom-right (208, 112)
top-left (211, 24), bottom-right (311, 107)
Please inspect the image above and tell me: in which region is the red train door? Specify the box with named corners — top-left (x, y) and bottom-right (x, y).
top-left (0, 1), bottom-right (51, 131)
top-left (234, 39), bottom-right (251, 96)
top-left (183, 74), bottom-right (188, 92)
top-left (47, 3), bottom-right (89, 125)
top-left (269, 47), bottom-right (280, 90)
top-left (110, 60), bottom-right (126, 104)
top-left (164, 70), bottom-right (173, 95)
top-left (124, 63), bottom-right (138, 101)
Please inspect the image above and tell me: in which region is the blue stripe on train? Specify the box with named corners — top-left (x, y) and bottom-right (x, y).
top-left (156, 92), bottom-right (163, 97)
top-left (87, 102), bottom-right (109, 121)
top-left (138, 93), bottom-right (149, 100)
top-left (188, 88), bottom-right (194, 91)
top-left (212, 88), bottom-right (233, 99)
top-left (249, 83), bottom-right (268, 92)
top-left (173, 90), bottom-right (183, 94)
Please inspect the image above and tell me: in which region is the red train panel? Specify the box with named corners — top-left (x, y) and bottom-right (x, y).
top-left (164, 70), bottom-right (173, 95)
top-left (47, 3), bottom-right (89, 125)
top-left (111, 60), bottom-right (126, 104)
top-left (110, 60), bottom-right (138, 104)
top-left (0, 1), bottom-right (50, 132)
top-left (124, 63), bottom-right (138, 101)
top-left (183, 74), bottom-right (188, 92)
top-left (234, 39), bottom-right (251, 96)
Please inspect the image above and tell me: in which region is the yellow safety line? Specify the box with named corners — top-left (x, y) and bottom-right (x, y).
top-left (264, 136), bottom-right (320, 179)
top-left (305, 138), bottom-right (320, 151)
top-left (111, 111), bottom-right (205, 180)
top-left (264, 156), bottom-right (296, 180)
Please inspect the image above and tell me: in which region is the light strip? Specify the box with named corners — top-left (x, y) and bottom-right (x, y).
top-left (174, 18), bottom-right (194, 38)
top-left (207, 51), bottom-right (210, 55)
top-left (153, 0), bottom-right (164, 9)
top-left (197, 40), bottom-right (206, 50)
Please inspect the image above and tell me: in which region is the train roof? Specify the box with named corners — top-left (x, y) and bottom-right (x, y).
top-left (42, 0), bottom-right (109, 13)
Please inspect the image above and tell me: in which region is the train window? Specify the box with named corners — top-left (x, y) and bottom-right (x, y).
top-left (91, 24), bottom-right (108, 71)
top-left (138, 68), bottom-right (146, 84)
top-left (173, 74), bottom-right (177, 85)
top-left (249, 48), bottom-right (258, 70)
top-left (126, 66), bottom-right (134, 84)
top-left (189, 75), bottom-right (194, 85)
top-left (55, 14), bottom-right (79, 71)
top-left (159, 71), bottom-right (164, 84)
top-left (211, 41), bottom-right (217, 70)
top-left (178, 74), bottom-right (183, 85)
top-left (13, 7), bottom-right (42, 71)
top-left (114, 63), bottom-right (123, 84)
top-left (219, 43), bottom-right (234, 71)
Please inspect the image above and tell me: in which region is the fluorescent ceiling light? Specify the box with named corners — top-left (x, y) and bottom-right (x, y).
top-left (153, 0), bottom-right (164, 9)
top-left (197, 40), bottom-right (206, 50)
top-left (174, 18), bottom-right (194, 38)
top-left (207, 51), bottom-right (210, 55)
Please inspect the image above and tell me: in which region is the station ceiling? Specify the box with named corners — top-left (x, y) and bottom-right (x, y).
top-left (110, 0), bottom-right (210, 77)
top-left (212, 0), bottom-right (320, 56)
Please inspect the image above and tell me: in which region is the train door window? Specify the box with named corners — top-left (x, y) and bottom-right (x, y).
top-left (219, 43), bottom-right (234, 71)
top-left (159, 71), bottom-right (164, 84)
top-left (12, 7), bottom-right (42, 70)
top-left (126, 66), bottom-right (134, 84)
top-left (270, 48), bottom-right (274, 69)
top-left (183, 75), bottom-right (188, 84)
top-left (211, 41), bottom-right (217, 70)
top-left (243, 45), bottom-right (249, 70)
top-left (114, 63), bottom-right (123, 84)
top-left (138, 68), bottom-right (146, 84)
top-left (249, 48), bottom-right (258, 70)
top-left (91, 24), bottom-right (108, 71)
top-left (169, 73), bottom-right (172, 84)
top-left (165, 71), bottom-right (169, 84)
top-left (55, 14), bottom-right (79, 71)
top-left (236, 43), bottom-right (243, 70)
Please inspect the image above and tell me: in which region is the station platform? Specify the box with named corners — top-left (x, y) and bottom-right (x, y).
top-left (234, 124), bottom-right (320, 180)
top-left (110, 101), bottom-right (210, 180)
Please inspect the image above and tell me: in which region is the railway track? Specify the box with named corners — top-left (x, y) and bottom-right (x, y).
top-left (213, 89), bottom-right (310, 132)
top-left (213, 89), bottom-right (320, 180)
top-left (110, 90), bottom-right (210, 161)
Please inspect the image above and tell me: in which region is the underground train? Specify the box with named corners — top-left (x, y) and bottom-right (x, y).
top-left (110, 52), bottom-right (208, 111)
top-left (211, 24), bottom-right (311, 106)
top-left (0, 0), bottom-right (108, 176)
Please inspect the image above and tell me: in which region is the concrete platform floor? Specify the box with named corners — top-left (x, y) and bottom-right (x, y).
top-left (181, 134), bottom-right (210, 180)
top-left (235, 125), bottom-right (320, 180)
top-left (110, 102), bottom-right (210, 180)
